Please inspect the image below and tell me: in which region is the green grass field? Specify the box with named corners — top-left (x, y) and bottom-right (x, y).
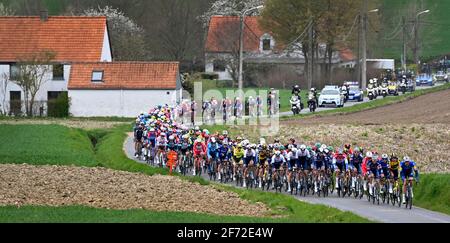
top-left (414, 173), bottom-right (450, 215)
top-left (0, 125), bottom-right (98, 166)
top-left (0, 123), bottom-right (370, 222)
top-left (379, 0), bottom-right (450, 60)
top-left (198, 80), bottom-right (307, 112)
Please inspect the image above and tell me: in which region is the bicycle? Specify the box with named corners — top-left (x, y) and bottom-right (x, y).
top-left (403, 178), bottom-right (415, 210)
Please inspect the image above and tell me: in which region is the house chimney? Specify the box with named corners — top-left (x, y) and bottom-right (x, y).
top-left (40, 10), bottom-right (48, 22)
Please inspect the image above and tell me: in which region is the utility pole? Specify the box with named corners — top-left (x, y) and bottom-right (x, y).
top-left (308, 20), bottom-right (313, 90)
top-left (357, 15), bottom-right (361, 85)
top-left (361, 0), bottom-right (368, 91)
top-left (402, 16), bottom-right (407, 71)
top-left (238, 14), bottom-right (245, 90)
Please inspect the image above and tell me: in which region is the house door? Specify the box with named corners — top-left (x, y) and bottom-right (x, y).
top-left (47, 91), bottom-right (63, 117)
top-left (9, 91), bottom-right (21, 116)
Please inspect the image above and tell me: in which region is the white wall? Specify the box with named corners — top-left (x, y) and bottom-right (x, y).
top-left (69, 89), bottom-right (178, 117)
top-left (101, 26), bottom-right (113, 62)
top-left (205, 59), bottom-right (233, 80)
top-left (0, 64), bottom-right (70, 114)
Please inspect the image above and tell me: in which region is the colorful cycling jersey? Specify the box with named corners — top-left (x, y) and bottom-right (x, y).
top-left (350, 153), bottom-right (364, 166)
top-left (389, 159), bottom-right (400, 170)
top-left (147, 131), bottom-right (157, 146)
top-left (218, 145), bottom-right (231, 161)
top-left (156, 137), bottom-right (167, 147)
top-left (366, 160), bottom-right (380, 172)
top-left (193, 141), bottom-right (206, 154)
top-left (233, 148), bottom-right (244, 160)
top-left (179, 140), bottom-right (191, 152)
top-left (271, 154), bottom-right (286, 165)
top-left (400, 161), bottom-right (417, 173)
top-left (297, 149), bottom-right (310, 158)
top-left (258, 149), bottom-right (271, 161)
top-left (167, 139), bottom-right (177, 150)
top-left (207, 142), bottom-right (220, 159)
top-left (333, 154), bottom-right (348, 170)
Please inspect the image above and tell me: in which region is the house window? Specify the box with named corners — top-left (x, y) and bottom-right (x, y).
top-left (213, 60), bottom-right (226, 72)
top-left (53, 64), bottom-right (64, 80)
top-left (262, 39), bottom-right (271, 51)
top-left (91, 71), bottom-right (104, 82)
top-left (9, 64), bottom-right (20, 80)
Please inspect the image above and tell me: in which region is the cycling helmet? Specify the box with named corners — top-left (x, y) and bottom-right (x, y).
top-left (280, 145), bottom-right (285, 150)
top-left (219, 135), bottom-right (225, 141)
top-left (196, 138), bottom-right (202, 143)
top-left (195, 126), bottom-right (200, 131)
top-left (237, 144), bottom-right (243, 149)
top-left (354, 147), bottom-right (360, 152)
top-left (275, 150), bottom-right (281, 156)
top-left (169, 135), bottom-right (175, 140)
top-left (324, 149), bottom-right (329, 154)
top-left (252, 144), bottom-right (257, 149)
top-left (161, 133), bottom-right (166, 137)
top-left (300, 144), bottom-right (306, 150)
top-left (319, 148), bottom-right (324, 153)
top-left (246, 145), bottom-right (251, 150)
top-left (311, 88), bottom-right (315, 92)
top-left (182, 134), bottom-right (189, 139)
top-left (288, 144), bottom-right (293, 150)
top-left (382, 154), bottom-right (388, 159)
top-left (328, 146), bottom-right (334, 152)
top-left (366, 151), bottom-right (373, 158)
top-left (307, 146), bottom-right (312, 152)
top-left (403, 156), bottom-right (410, 162)
top-left (315, 143), bottom-right (321, 148)
top-left (211, 137), bottom-right (216, 143)
top-left (291, 148), bottom-right (298, 154)
top-left (321, 144), bottom-right (327, 150)
top-left (345, 144), bottom-right (351, 150)
top-left (150, 128), bottom-right (155, 132)
top-left (391, 153), bottom-right (398, 159)
top-left (223, 130), bottom-right (228, 135)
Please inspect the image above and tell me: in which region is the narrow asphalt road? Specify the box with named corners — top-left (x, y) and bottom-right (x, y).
top-left (123, 134), bottom-right (450, 223)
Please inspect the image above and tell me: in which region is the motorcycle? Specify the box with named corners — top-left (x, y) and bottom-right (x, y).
top-left (367, 84), bottom-right (376, 101)
top-left (400, 79), bottom-right (407, 94)
top-left (290, 96), bottom-right (301, 115)
top-left (308, 93), bottom-right (317, 112)
top-left (381, 83), bottom-right (388, 98)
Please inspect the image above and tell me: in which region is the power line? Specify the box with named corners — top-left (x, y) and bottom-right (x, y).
top-left (342, 14), bottom-right (360, 42)
top-left (283, 20), bottom-right (313, 50)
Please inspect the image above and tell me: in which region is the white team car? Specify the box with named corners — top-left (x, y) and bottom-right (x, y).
top-left (434, 71), bottom-right (448, 82)
top-left (318, 88), bottom-right (345, 108)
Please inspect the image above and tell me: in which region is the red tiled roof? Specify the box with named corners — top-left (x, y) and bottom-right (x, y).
top-left (0, 16), bottom-right (107, 62)
top-left (68, 62), bottom-right (179, 90)
top-left (205, 16), bottom-right (266, 53)
top-left (339, 48), bottom-right (356, 62)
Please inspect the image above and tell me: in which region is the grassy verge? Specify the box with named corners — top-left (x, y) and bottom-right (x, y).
top-left (281, 82), bottom-right (450, 121)
top-left (414, 174), bottom-right (450, 215)
top-left (0, 116), bottom-right (133, 122)
top-left (197, 80), bottom-right (306, 112)
top-left (0, 202), bottom-right (368, 223)
top-left (0, 124), bottom-right (97, 166)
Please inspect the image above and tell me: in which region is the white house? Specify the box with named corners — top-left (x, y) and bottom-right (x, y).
top-left (68, 62), bottom-right (182, 117)
top-left (204, 16), bottom-right (354, 86)
top-left (0, 14), bottom-right (112, 116)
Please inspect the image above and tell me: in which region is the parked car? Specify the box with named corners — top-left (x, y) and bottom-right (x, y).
top-left (416, 73), bottom-right (435, 86)
top-left (434, 71), bottom-right (448, 82)
top-left (347, 85), bottom-right (364, 102)
top-left (318, 88), bottom-right (344, 108)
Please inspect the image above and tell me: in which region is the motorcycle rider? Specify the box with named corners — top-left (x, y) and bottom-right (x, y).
top-left (308, 88), bottom-right (318, 112)
top-left (290, 95), bottom-right (301, 114)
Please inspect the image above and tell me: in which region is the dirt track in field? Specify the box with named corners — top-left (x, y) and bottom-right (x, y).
top-left (283, 88), bottom-right (450, 125)
top-left (0, 164), bottom-right (269, 217)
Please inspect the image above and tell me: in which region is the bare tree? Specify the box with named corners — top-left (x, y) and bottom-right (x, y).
top-left (82, 6), bottom-right (148, 60)
top-left (0, 3), bottom-right (15, 15)
top-left (199, 0), bottom-right (265, 28)
top-left (13, 51), bottom-right (55, 117)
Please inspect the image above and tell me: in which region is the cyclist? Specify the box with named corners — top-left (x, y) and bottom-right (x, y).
top-left (134, 123), bottom-right (144, 158)
top-left (286, 147), bottom-right (298, 192)
top-left (233, 144), bottom-right (245, 181)
top-left (207, 137), bottom-right (220, 178)
top-left (193, 137), bottom-right (206, 176)
top-left (178, 134), bottom-right (192, 172)
top-left (400, 156), bottom-right (419, 203)
top-left (333, 148), bottom-right (348, 189)
top-left (155, 132), bottom-right (168, 166)
top-left (243, 144), bottom-right (256, 188)
top-left (258, 143), bottom-right (271, 188)
top-left (366, 153), bottom-right (381, 196)
top-left (388, 153), bottom-right (400, 194)
top-left (271, 150), bottom-right (286, 189)
top-left (297, 144), bottom-right (311, 172)
top-left (218, 138), bottom-right (232, 181)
